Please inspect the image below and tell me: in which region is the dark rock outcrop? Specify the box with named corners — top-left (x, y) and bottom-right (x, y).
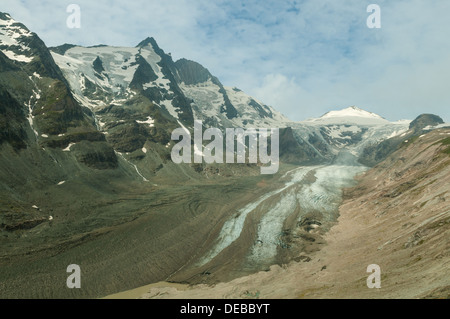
top-left (409, 114), bottom-right (444, 132)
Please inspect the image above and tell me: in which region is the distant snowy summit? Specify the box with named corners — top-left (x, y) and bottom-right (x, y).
top-left (303, 106), bottom-right (403, 126)
top-left (321, 106), bottom-right (384, 120)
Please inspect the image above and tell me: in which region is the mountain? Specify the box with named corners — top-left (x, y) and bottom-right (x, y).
top-left (50, 37), bottom-right (193, 126)
top-left (1, 12), bottom-right (448, 299)
top-left (5, 12), bottom-right (425, 172)
top-left (0, 11), bottom-right (141, 239)
top-left (0, 12), bottom-right (123, 174)
top-left (49, 39), bottom-right (291, 135)
top-left (0, 12), bottom-right (67, 83)
top-left (48, 37), bottom-right (294, 177)
top-left (2, 11), bottom-right (446, 180)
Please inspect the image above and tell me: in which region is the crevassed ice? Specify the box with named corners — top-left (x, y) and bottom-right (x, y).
top-left (197, 166), bottom-right (315, 266)
top-left (247, 164), bottom-right (367, 265)
top-left (248, 189), bottom-right (298, 264)
top-left (198, 164), bottom-right (368, 267)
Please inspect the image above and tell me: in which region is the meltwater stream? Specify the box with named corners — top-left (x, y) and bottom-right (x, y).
top-left (198, 162), bottom-right (368, 268)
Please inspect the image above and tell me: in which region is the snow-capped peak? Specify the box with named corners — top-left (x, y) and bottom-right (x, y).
top-left (320, 106), bottom-right (384, 120)
top-left (303, 106), bottom-right (390, 126)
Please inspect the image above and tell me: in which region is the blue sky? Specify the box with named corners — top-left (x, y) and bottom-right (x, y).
top-left (2, 0), bottom-right (449, 122)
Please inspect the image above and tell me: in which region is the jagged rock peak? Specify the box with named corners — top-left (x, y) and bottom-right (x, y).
top-left (136, 37), bottom-right (159, 49)
top-left (0, 12), bottom-right (12, 20)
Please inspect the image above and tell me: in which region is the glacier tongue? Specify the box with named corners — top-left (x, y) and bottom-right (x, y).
top-left (197, 166), bottom-right (316, 267)
top-left (198, 163), bottom-right (368, 268)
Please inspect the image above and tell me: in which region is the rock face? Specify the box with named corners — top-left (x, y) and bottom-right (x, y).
top-left (174, 58), bottom-right (214, 85)
top-left (409, 113), bottom-right (444, 132)
top-left (279, 127), bottom-right (330, 165)
top-left (0, 87), bottom-right (27, 150)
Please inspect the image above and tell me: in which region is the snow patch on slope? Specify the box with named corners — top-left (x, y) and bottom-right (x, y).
top-left (136, 116), bottom-right (155, 127)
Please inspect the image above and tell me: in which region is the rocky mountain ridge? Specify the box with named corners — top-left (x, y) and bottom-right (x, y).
top-left (3, 11), bottom-right (447, 176)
